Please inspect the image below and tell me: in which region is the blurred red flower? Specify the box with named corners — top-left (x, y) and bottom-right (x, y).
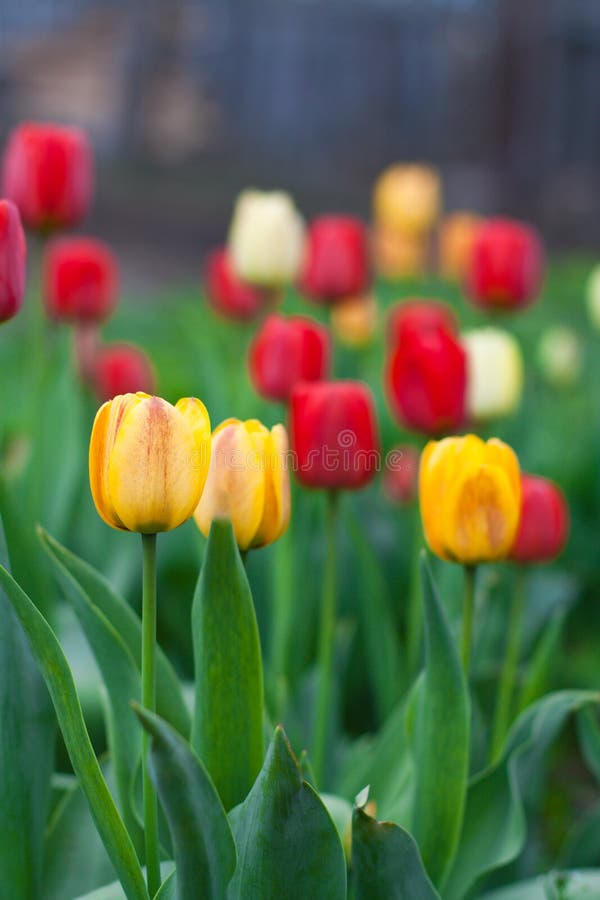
top-left (92, 343), bottom-right (155, 401)
top-left (249, 313), bottom-right (330, 403)
top-left (511, 473), bottom-right (569, 563)
top-left (44, 237), bottom-right (118, 322)
top-left (300, 216), bottom-right (370, 303)
top-left (465, 218), bottom-right (544, 311)
top-left (204, 247), bottom-right (267, 321)
top-left (0, 200), bottom-right (26, 322)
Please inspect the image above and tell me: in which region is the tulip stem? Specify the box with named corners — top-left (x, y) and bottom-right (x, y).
top-left (141, 533), bottom-right (161, 897)
top-left (313, 489), bottom-right (338, 788)
top-left (461, 565), bottom-right (476, 675)
top-left (490, 568), bottom-right (526, 762)
top-left (406, 504), bottom-right (424, 679)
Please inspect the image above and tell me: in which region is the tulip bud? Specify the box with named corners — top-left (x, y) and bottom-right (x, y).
top-left (462, 327), bottom-right (523, 422)
top-left (585, 264), bottom-right (600, 331)
top-left (92, 343), bottom-right (156, 401)
top-left (228, 189), bottom-right (305, 288)
top-left (204, 247), bottom-right (267, 322)
top-left (537, 326), bottom-right (581, 388)
top-left (385, 323), bottom-right (467, 435)
top-left (43, 237), bottom-right (118, 322)
top-left (373, 164), bottom-right (441, 237)
top-left (249, 313), bottom-right (330, 404)
top-left (330, 294), bottom-right (378, 348)
top-left (387, 299), bottom-right (456, 348)
top-left (511, 473), bottom-right (569, 564)
top-left (89, 393), bottom-right (211, 533)
top-left (0, 199), bottom-right (26, 322)
top-left (420, 434), bottom-right (521, 564)
top-left (2, 122), bottom-right (94, 231)
top-left (465, 218), bottom-right (544, 311)
top-left (290, 380), bottom-right (380, 490)
top-left (300, 215), bottom-right (369, 302)
top-left (371, 226), bottom-right (429, 280)
top-left (438, 212), bottom-right (481, 281)
top-left (194, 419), bottom-right (290, 551)
top-left (383, 444), bottom-right (420, 505)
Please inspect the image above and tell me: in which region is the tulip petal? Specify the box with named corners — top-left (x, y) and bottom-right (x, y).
top-left (175, 397), bottom-right (212, 490)
top-left (446, 463), bottom-right (519, 563)
top-left (250, 425), bottom-right (291, 549)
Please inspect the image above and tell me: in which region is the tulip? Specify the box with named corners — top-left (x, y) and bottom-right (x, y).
top-left (438, 212), bottom-right (481, 281)
top-left (249, 313), bottom-right (330, 404)
top-left (372, 163), bottom-right (441, 237)
top-left (330, 294), bottom-right (378, 348)
top-left (386, 323), bottom-right (467, 435)
top-left (462, 327), bottom-right (523, 422)
top-left (300, 215), bottom-right (369, 302)
top-left (89, 392), bottom-right (211, 533)
top-left (387, 299), bottom-right (456, 347)
top-left (204, 247), bottom-right (266, 321)
top-left (465, 218), bottom-right (544, 311)
top-left (290, 380), bottom-right (380, 491)
top-left (536, 326), bottom-right (581, 388)
top-left (2, 122), bottom-right (94, 230)
top-left (511, 474), bottom-right (568, 564)
top-left (228, 189), bottom-right (305, 288)
top-left (43, 236), bottom-right (118, 322)
top-left (371, 226), bottom-right (429, 279)
top-left (586, 264), bottom-right (600, 331)
top-left (383, 444), bottom-right (420, 505)
top-left (0, 199), bottom-right (26, 322)
top-left (194, 418), bottom-right (290, 551)
top-left (92, 343), bottom-right (156, 401)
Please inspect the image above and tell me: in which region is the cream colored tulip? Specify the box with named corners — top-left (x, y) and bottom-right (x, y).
top-left (537, 326), bottom-right (581, 387)
top-left (462, 327), bottom-right (523, 421)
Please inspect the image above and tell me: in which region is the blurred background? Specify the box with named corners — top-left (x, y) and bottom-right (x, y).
top-left (2, 0), bottom-right (599, 288)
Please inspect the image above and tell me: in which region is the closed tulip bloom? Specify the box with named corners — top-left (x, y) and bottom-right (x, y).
top-left (2, 122), bottom-right (94, 230)
top-left (373, 164), bottom-right (441, 237)
top-left (330, 293), bottom-right (378, 348)
top-left (537, 326), bottom-right (582, 388)
top-left (386, 324), bottom-right (467, 435)
top-left (228, 189), bottom-right (305, 288)
top-left (387, 299), bottom-right (456, 347)
top-left (249, 313), bottom-right (330, 403)
top-left (462, 327), bottom-right (523, 422)
top-left (290, 380), bottom-right (379, 490)
top-left (92, 343), bottom-right (156, 401)
top-left (204, 247), bottom-right (266, 322)
top-left (420, 434), bottom-right (521, 564)
top-left (300, 216), bottom-right (369, 302)
top-left (0, 200), bottom-right (26, 322)
top-left (194, 419), bottom-right (290, 550)
top-left (371, 226), bottom-right (429, 279)
top-left (383, 444), bottom-right (420, 505)
top-left (90, 393), bottom-right (211, 533)
top-left (44, 237), bottom-right (118, 322)
top-left (511, 474), bottom-right (568, 564)
top-left (438, 212), bottom-right (481, 281)
top-left (465, 218), bottom-right (544, 311)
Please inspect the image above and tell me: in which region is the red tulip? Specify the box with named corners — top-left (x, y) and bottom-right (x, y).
top-left (465, 218), bottom-right (544, 311)
top-left (92, 343), bottom-right (155, 401)
top-left (2, 122), bottom-right (94, 230)
top-left (204, 248), bottom-right (266, 321)
top-left (249, 313), bottom-right (330, 403)
top-left (0, 200), bottom-right (26, 322)
top-left (44, 237), bottom-right (118, 322)
top-left (300, 215), bottom-right (370, 303)
top-left (387, 300), bottom-right (456, 347)
top-left (385, 323), bottom-right (467, 435)
top-left (383, 444), bottom-right (420, 505)
top-left (290, 380), bottom-right (379, 490)
top-left (511, 474), bottom-right (568, 563)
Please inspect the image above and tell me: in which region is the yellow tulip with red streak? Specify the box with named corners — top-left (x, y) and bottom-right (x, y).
top-left (419, 434), bottom-right (520, 565)
top-left (89, 392), bottom-right (211, 532)
top-left (194, 418), bottom-right (291, 550)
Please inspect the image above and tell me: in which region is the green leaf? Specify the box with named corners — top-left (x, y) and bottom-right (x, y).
top-left (351, 805), bottom-right (441, 900)
top-left (0, 565), bottom-right (148, 900)
top-left (411, 554), bottom-right (469, 888)
top-left (73, 865), bottom-right (175, 900)
top-left (191, 519), bottom-right (264, 810)
top-left (576, 706), bottom-right (600, 785)
top-left (228, 726), bottom-right (347, 899)
top-left (480, 870), bottom-right (600, 900)
top-left (154, 872), bottom-right (176, 899)
top-left (444, 690), bottom-right (600, 900)
top-left (38, 529), bottom-right (190, 739)
top-left (516, 610), bottom-right (567, 713)
top-left (135, 705), bottom-right (236, 900)
top-left (0, 519), bottom-right (54, 899)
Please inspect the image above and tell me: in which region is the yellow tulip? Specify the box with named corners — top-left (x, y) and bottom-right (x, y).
top-left (89, 392), bottom-right (211, 533)
top-left (330, 294), bottom-right (378, 348)
top-left (419, 434), bottom-right (520, 564)
top-left (371, 225), bottom-right (429, 279)
top-left (194, 418), bottom-right (290, 551)
top-left (438, 212), bottom-right (481, 281)
top-left (372, 164), bottom-right (441, 237)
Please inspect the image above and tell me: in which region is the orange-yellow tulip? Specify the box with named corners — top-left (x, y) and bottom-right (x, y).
top-left (194, 418), bottom-right (290, 550)
top-left (419, 434), bottom-right (520, 564)
top-left (89, 392), bottom-right (211, 533)
top-left (373, 164), bottom-right (441, 237)
top-left (330, 294), bottom-right (378, 348)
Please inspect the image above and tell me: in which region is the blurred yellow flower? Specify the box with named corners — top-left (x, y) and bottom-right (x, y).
top-left (371, 226), bottom-right (429, 279)
top-left (462, 327), bottom-right (523, 421)
top-left (438, 212), bottom-right (482, 281)
top-left (228, 189), bottom-right (305, 288)
top-left (194, 418), bottom-right (290, 551)
top-left (372, 163), bottom-right (441, 237)
top-left (420, 434), bottom-right (521, 564)
top-left (89, 393), bottom-right (211, 533)
top-left (330, 294), bottom-right (378, 348)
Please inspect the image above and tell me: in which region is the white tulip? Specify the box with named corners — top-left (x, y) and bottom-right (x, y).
top-left (537, 326), bottom-right (581, 387)
top-left (462, 327), bottom-right (524, 421)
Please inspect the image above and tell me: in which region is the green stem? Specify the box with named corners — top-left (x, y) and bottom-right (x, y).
top-left (461, 565), bottom-right (476, 676)
top-left (312, 490), bottom-right (338, 788)
top-left (490, 568), bottom-right (526, 762)
top-left (141, 533), bottom-right (160, 896)
top-left (406, 504), bottom-right (424, 678)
